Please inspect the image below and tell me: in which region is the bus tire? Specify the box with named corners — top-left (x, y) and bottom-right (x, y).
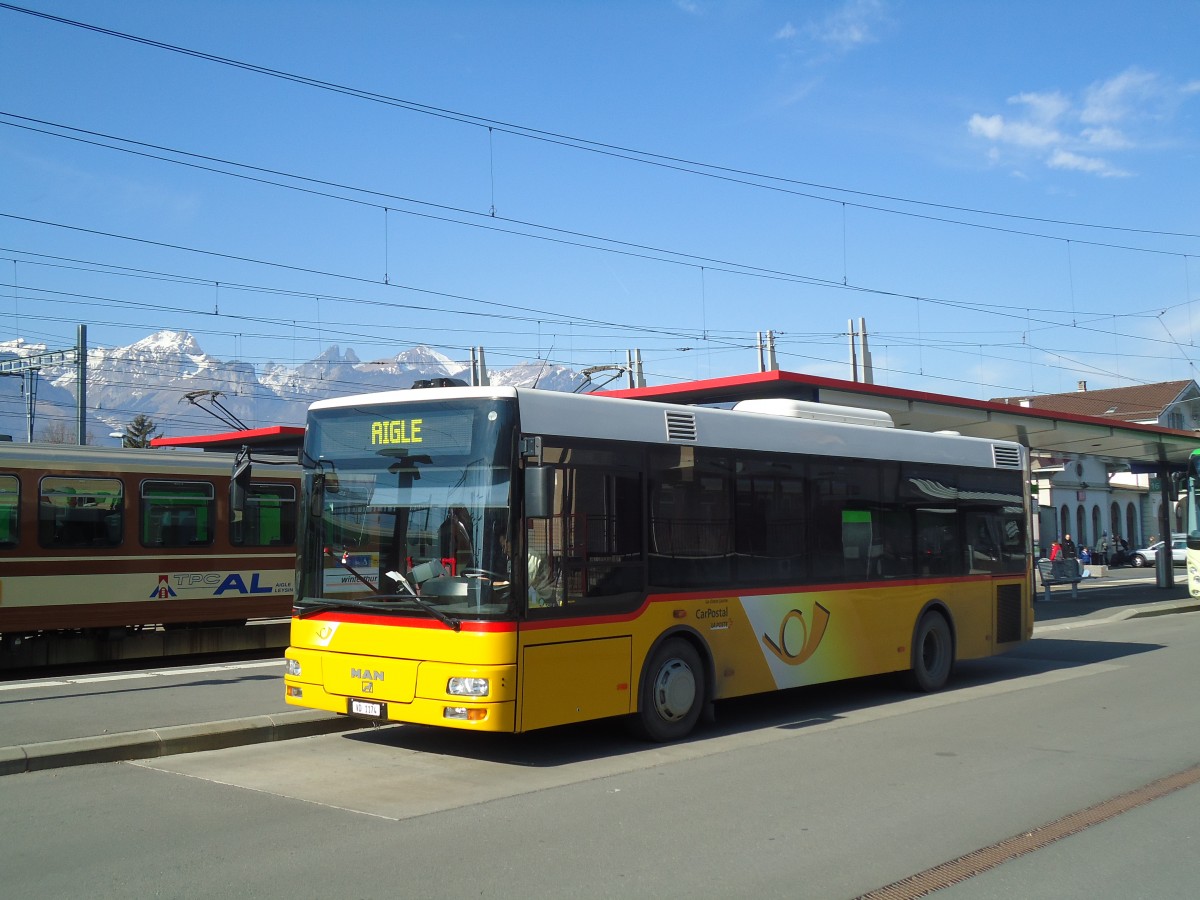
top-left (631, 638), bottom-right (705, 742)
top-left (906, 610), bottom-right (953, 692)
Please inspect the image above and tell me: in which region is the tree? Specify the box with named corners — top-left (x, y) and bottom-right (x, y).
top-left (122, 414), bottom-right (161, 448)
top-left (36, 421), bottom-right (98, 444)
top-left (37, 420), bottom-right (75, 444)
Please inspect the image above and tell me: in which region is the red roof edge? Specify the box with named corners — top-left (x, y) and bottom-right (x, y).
top-left (150, 425), bottom-right (305, 450)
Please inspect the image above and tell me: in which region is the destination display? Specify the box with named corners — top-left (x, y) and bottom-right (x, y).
top-left (314, 406), bottom-right (478, 457)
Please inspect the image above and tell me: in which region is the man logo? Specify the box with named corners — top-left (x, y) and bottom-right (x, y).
top-left (350, 668), bottom-right (385, 681)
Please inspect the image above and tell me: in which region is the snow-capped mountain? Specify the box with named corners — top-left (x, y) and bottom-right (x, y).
top-left (0, 330), bottom-right (585, 441)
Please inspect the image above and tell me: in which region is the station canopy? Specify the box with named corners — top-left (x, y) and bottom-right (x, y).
top-left (150, 425), bottom-right (305, 454)
top-left (603, 370), bottom-right (1198, 474)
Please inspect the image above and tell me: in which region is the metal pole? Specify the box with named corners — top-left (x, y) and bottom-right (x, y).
top-left (1156, 470), bottom-right (1174, 589)
top-left (859, 317), bottom-right (874, 385)
top-left (470, 348), bottom-right (484, 386)
top-left (25, 370), bottom-right (36, 443)
top-left (76, 324), bottom-right (87, 445)
top-left (848, 319), bottom-right (858, 382)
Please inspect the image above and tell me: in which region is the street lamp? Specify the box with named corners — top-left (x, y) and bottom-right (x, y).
top-left (109, 431), bottom-right (124, 447)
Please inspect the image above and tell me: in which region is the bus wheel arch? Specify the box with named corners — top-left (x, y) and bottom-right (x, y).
top-left (906, 602), bottom-right (955, 693)
top-left (630, 629), bottom-right (711, 742)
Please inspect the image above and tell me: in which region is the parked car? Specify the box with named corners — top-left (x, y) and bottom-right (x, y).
top-left (1130, 535), bottom-right (1188, 568)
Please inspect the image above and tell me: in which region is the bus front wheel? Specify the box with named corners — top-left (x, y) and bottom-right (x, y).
top-left (907, 610), bottom-right (953, 692)
top-left (632, 638), bottom-right (705, 742)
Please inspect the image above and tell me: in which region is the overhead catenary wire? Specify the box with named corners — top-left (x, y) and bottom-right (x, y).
top-left (3, 246), bottom-right (1190, 401)
top-left (2, 4), bottom-right (1197, 398)
top-left (1, 5), bottom-right (1197, 245)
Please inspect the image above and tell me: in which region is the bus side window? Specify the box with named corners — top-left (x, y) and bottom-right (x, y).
top-left (648, 446), bottom-right (731, 589)
top-left (532, 443), bottom-right (645, 610)
top-left (734, 457), bottom-right (806, 586)
top-left (0, 474), bottom-right (18, 549)
top-left (808, 460), bottom-right (881, 583)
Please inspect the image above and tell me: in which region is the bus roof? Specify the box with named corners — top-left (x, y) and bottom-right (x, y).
top-left (310, 385), bottom-right (1024, 472)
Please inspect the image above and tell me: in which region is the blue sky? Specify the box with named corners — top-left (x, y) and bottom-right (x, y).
top-left (1, 0), bottom-right (1198, 400)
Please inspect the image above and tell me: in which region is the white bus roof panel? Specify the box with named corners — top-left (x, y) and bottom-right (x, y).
top-left (312, 386), bottom-right (1024, 471)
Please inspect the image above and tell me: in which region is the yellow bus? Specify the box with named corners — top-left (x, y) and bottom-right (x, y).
top-left (282, 385), bottom-right (1032, 740)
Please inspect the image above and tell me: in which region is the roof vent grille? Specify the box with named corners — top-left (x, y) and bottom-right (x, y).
top-left (665, 411), bottom-right (698, 443)
top-left (992, 445), bottom-right (1022, 469)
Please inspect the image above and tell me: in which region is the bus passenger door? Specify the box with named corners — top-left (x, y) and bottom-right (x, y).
top-left (518, 637), bottom-right (632, 731)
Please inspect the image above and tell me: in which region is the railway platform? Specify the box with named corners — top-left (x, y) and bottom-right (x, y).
top-left (1, 570), bottom-right (1197, 777)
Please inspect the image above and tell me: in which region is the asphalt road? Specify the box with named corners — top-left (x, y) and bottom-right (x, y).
top-left (1, 574), bottom-right (1198, 898)
top-left (1, 568), bottom-right (1194, 770)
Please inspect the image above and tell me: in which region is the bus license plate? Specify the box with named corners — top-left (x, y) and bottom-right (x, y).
top-left (348, 698), bottom-right (385, 718)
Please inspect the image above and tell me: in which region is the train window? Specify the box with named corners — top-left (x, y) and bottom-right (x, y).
top-left (38, 476), bottom-right (124, 548)
top-left (141, 480), bottom-right (215, 547)
top-left (231, 483), bottom-right (296, 547)
top-left (0, 474), bottom-right (18, 548)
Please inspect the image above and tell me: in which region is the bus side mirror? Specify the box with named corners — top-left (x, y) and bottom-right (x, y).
top-left (525, 466), bottom-right (555, 518)
top-left (230, 451), bottom-right (251, 515)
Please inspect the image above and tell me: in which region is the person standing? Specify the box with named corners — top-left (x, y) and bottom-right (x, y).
top-left (1061, 533), bottom-right (1078, 559)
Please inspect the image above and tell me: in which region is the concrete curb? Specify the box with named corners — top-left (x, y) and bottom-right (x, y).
top-left (1034, 600), bottom-right (1200, 634)
top-left (0, 710), bottom-right (363, 777)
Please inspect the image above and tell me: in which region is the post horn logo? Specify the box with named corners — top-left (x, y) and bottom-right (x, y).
top-left (762, 603), bottom-right (831, 665)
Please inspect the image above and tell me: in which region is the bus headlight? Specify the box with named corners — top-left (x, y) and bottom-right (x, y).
top-left (284, 657), bottom-right (302, 677)
top-left (447, 676), bottom-right (489, 697)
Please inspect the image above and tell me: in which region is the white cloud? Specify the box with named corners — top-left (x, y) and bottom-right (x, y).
top-left (778, 78), bottom-right (822, 107)
top-left (1080, 68), bottom-right (1159, 125)
top-left (1010, 90), bottom-right (1071, 125)
top-left (967, 66), bottom-right (1198, 178)
top-left (1046, 150), bottom-right (1129, 178)
top-left (966, 113), bottom-right (1061, 148)
top-left (1081, 126), bottom-right (1131, 149)
top-left (967, 113), bottom-right (1004, 141)
top-left (808, 0), bottom-right (888, 51)
top-left (774, 22), bottom-right (797, 40)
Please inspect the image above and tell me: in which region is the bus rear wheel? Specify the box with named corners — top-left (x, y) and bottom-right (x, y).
top-left (631, 638), bottom-right (705, 742)
top-left (907, 610), bottom-right (953, 692)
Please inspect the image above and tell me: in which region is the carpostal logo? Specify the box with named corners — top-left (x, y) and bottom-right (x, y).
top-left (762, 603), bottom-right (831, 665)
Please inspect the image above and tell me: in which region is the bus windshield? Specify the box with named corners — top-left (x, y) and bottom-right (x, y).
top-left (297, 397), bottom-right (517, 621)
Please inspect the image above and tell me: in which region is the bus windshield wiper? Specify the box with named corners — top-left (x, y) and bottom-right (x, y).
top-left (295, 594), bottom-right (462, 631)
top-left (296, 598), bottom-right (399, 619)
top-left (320, 547), bottom-right (460, 631)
